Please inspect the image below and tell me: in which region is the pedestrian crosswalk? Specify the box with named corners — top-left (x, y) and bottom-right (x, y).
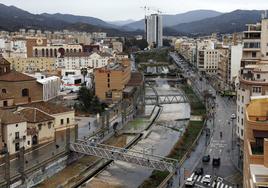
top-left (190, 173), bottom-right (233, 188)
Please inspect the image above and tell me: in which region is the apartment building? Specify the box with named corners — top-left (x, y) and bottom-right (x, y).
top-left (0, 109), bottom-right (29, 154)
top-left (145, 14), bottom-right (163, 48)
top-left (94, 59), bottom-right (131, 102)
top-left (175, 39), bottom-right (197, 66)
top-left (33, 44), bottom-right (83, 58)
top-left (244, 97), bottom-right (268, 188)
top-left (236, 16), bottom-right (268, 141)
top-left (6, 57), bottom-right (56, 72)
top-left (57, 52), bottom-right (111, 70)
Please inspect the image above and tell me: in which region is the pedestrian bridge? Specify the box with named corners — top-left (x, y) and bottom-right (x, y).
top-left (70, 141), bottom-right (178, 172)
top-left (145, 94), bottom-right (188, 105)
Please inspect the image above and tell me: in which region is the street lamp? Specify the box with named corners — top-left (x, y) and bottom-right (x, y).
top-left (231, 113), bottom-right (236, 150)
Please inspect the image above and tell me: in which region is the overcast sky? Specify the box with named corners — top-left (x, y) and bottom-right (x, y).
top-left (0, 0), bottom-right (267, 21)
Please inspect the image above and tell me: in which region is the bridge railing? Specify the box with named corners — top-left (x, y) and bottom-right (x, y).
top-left (70, 142), bottom-right (178, 173)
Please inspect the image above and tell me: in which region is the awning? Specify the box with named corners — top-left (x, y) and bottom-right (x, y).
top-left (253, 130), bottom-right (268, 138)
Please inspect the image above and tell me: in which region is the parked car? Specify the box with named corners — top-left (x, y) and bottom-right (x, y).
top-left (185, 177), bottom-right (195, 187)
top-left (202, 155), bottom-right (211, 163)
top-left (213, 158), bottom-right (221, 167)
top-left (194, 167), bottom-right (204, 175)
top-left (201, 175), bottom-right (212, 185)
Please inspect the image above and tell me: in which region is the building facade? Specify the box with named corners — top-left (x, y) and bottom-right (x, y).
top-left (236, 16), bottom-right (268, 141)
top-left (244, 97), bottom-right (268, 188)
top-left (94, 59), bottom-right (131, 102)
top-left (145, 14), bottom-right (163, 48)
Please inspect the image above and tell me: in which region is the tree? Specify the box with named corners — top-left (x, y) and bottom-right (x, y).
top-left (77, 86), bottom-right (106, 113)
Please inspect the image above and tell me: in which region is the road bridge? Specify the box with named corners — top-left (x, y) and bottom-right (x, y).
top-left (70, 141), bottom-right (178, 173)
top-left (145, 94), bottom-right (188, 105)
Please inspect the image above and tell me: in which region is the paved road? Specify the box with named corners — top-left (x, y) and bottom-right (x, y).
top-left (170, 53), bottom-right (241, 187)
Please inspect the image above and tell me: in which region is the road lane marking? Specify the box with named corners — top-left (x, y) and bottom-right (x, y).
top-left (197, 176), bottom-right (202, 182)
top-left (224, 185), bottom-right (229, 188)
top-left (220, 184), bottom-right (224, 188)
top-left (212, 182), bottom-right (216, 187)
top-left (190, 173), bottom-right (194, 178)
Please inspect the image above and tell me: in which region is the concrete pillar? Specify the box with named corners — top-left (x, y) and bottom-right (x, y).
top-left (106, 112), bottom-right (110, 131)
top-left (264, 138), bottom-right (268, 168)
top-left (19, 147), bottom-right (25, 182)
top-left (4, 152), bottom-right (10, 187)
top-left (65, 127), bottom-right (70, 153)
top-left (101, 114), bottom-right (105, 129)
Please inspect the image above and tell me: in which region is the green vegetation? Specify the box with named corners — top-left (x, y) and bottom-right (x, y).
top-left (128, 118), bottom-right (148, 129)
top-left (124, 38), bottom-right (148, 52)
top-left (135, 49), bottom-right (169, 63)
top-left (75, 86), bottom-right (107, 114)
top-left (139, 121), bottom-right (204, 188)
top-left (168, 121), bottom-right (204, 159)
top-left (181, 85), bottom-right (206, 116)
top-left (139, 84), bottom-right (206, 188)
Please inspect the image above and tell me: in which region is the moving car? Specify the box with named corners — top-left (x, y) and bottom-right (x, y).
top-left (212, 158), bottom-right (221, 167)
top-left (202, 155), bottom-right (211, 163)
top-left (201, 175), bottom-right (212, 185)
top-left (185, 177), bottom-right (195, 187)
top-left (194, 167), bottom-right (204, 175)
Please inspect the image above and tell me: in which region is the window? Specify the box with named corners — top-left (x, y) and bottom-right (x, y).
top-left (3, 101), bottom-right (8, 107)
top-left (27, 141), bottom-right (30, 145)
top-left (48, 122), bottom-right (52, 129)
top-left (256, 74), bottom-right (260, 79)
top-left (16, 124), bottom-right (18, 127)
top-left (67, 118), bottom-right (70, 124)
top-left (241, 118), bottom-right (244, 126)
top-left (22, 88), bottom-right (29, 97)
top-left (253, 87), bottom-right (262, 93)
top-left (241, 129), bottom-right (244, 137)
top-left (242, 96), bottom-right (244, 103)
top-left (38, 124), bottom-right (42, 130)
top-left (61, 119), bottom-right (64, 125)
top-left (105, 91), bottom-right (112, 99)
top-left (15, 143), bottom-right (20, 152)
top-left (15, 132), bottom-right (19, 139)
top-left (2, 89), bottom-right (6, 93)
top-left (252, 52), bottom-right (257, 58)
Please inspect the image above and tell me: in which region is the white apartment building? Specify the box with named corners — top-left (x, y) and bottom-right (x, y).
top-left (230, 44), bottom-right (243, 85)
top-left (145, 14), bottom-right (163, 48)
top-left (57, 52), bottom-right (111, 70)
top-left (236, 16), bottom-right (268, 141)
top-left (37, 76), bottom-right (61, 101)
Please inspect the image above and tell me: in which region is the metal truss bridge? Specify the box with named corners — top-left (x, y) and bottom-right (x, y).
top-left (145, 94), bottom-right (188, 105)
top-left (70, 140), bottom-right (178, 172)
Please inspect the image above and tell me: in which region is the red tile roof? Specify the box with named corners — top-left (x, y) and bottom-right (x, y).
top-left (0, 56), bottom-right (10, 65)
top-left (0, 70), bottom-right (36, 82)
top-left (127, 72), bottom-right (144, 87)
top-left (24, 101), bottom-right (74, 114)
top-left (17, 108), bottom-right (54, 123)
top-left (0, 109), bottom-right (26, 124)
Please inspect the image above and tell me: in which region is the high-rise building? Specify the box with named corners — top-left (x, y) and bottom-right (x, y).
top-left (145, 14), bottom-right (163, 48)
top-left (244, 96), bottom-right (268, 188)
top-left (236, 15), bottom-right (268, 142)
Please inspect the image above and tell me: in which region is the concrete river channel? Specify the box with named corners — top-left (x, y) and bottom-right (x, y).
top-left (82, 78), bottom-right (190, 188)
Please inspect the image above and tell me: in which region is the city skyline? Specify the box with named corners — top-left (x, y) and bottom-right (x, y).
top-left (0, 0), bottom-right (267, 21)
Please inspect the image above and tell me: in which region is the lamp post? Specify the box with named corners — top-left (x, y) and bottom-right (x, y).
top-left (231, 114), bottom-right (236, 150)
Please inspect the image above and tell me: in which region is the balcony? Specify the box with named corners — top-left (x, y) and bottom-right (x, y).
top-left (251, 143), bottom-right (264, 155)
top-left (13, 136), bottom-right (26, 143)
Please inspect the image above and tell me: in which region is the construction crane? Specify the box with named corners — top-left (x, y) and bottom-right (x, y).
top-left (140, 6), bottom-right (163, 16)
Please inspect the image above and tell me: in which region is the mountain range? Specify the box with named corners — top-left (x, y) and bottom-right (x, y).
top-left (124, 10), bottom-right (222, 30)
top-left (0, 3), bottom-right (264, 36)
